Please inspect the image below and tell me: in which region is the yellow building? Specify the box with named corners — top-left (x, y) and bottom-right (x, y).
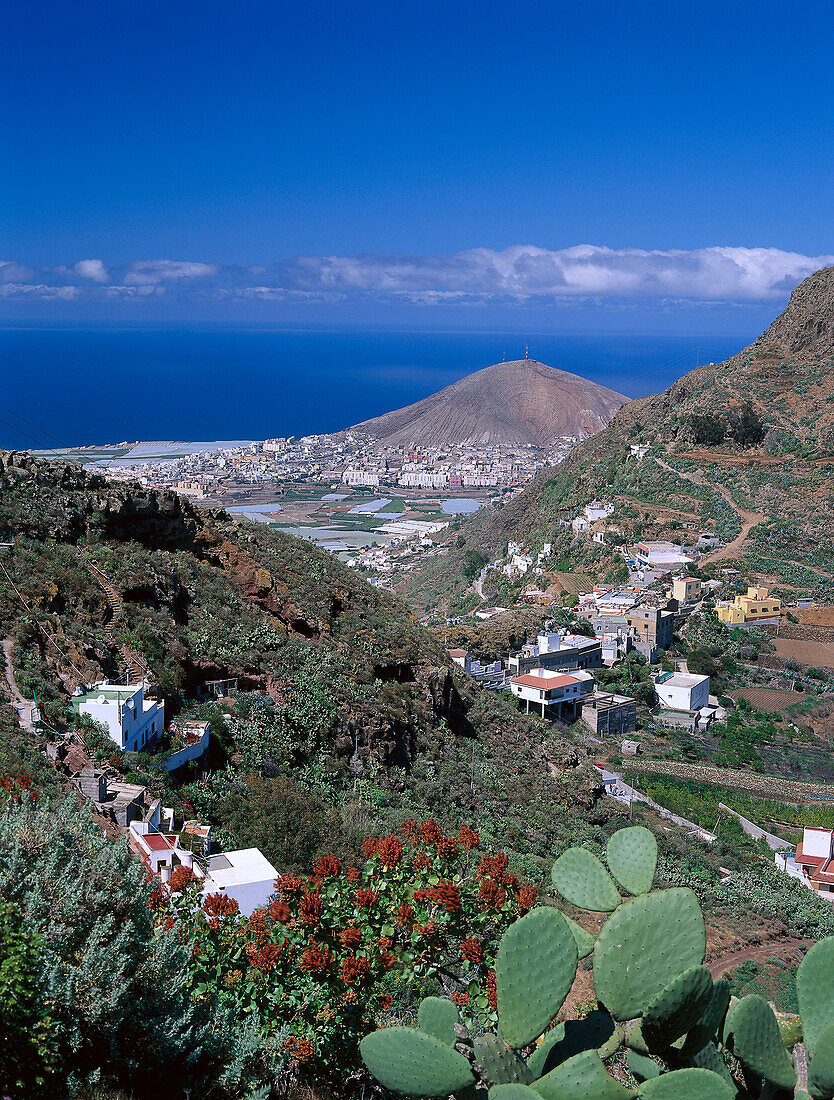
top-left (672, 576), bottom-right (703, 604)
top-left (717, 585), bottom-right (781, 624)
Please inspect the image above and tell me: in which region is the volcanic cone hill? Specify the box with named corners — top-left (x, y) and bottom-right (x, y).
top-left (347, 359), bottom-right (627, 446)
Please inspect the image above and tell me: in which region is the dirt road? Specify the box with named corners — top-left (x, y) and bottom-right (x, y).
top-left (653, 456), bottom-right (766, 563)
top-left (709, 938), bottom-right (806, 977)
top-left (2, 637), bottom-right (35, 733)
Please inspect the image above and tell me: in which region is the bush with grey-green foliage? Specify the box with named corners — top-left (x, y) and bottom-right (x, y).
top-left (360, 825), bottom-right (834, 1099)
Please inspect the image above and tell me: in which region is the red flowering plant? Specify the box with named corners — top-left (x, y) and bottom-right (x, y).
top-left (156, 819), bottom-right (539, 1078)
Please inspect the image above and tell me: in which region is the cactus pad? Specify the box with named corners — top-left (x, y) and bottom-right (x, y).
top-left (531, 1049), bottom-right (635, 1099)
top-left (594, 888), bottom-right (705, 1021)
top-left (564, 914), bottom-right (595, 960)
top-left (798, 938), bottom-right (834, 1056)
top-left (359, 1026), bottom-right (475, 1096)
top-left (496, 907), bottom-right (578, 1048)
top-left (679, 977), bottom-right (730, 1057)
top-left (809, 1020), bottom-right (834, 1099)
top-left (418, 997), bottom-right (459, 1046)
top-left (473, 1034), bottom-right (534, 1086)
top-left (636, 1067), bottom-right (734, 1099)
top-left (551, 848), bottom-right (621, 912)
top-left (489, 1087), bottom-right (541, 1100)
top-left (526, 1012), bottom-right (617, 1078)
top-left (691, 1040), bottom-right (735, 1088)
top-left (626, 1050), bottom-right (660, 1082)
top-left (722, 994), bottom-right (797, 1092)
top-left (642, 966), bottom-right (713, 1050)
top-left (605, 827), bottom-right (657, 896)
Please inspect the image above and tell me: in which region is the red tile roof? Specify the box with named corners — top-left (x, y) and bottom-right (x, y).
top-left (511, 673), bottom-right (580, 691)
top-left (143, 832), bottom-right (175, 852)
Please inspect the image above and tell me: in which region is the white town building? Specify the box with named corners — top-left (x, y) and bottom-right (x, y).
top-left (655, 672), bottom-right (710, 713)
top-left (202, 848), bottom-right (279, 916)
top-left (510, 668), bottom-right (595, 717)
top-left (73, 680), bottom-right (164, 753)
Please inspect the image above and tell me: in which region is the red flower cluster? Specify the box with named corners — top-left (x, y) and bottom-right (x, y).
top-left (413, 853), bottom-right (431, 871)
top-left (478, 852), bottom-right (509, 880)
top-left (378, 949), bottom-right (397, 971)
top-left (362, 836), bottom-right (380, 858)
top-left (268, 898), bottom-right (291, 923)
top-left (298, 890), bottom-right (324, 927)
top-left (313, 852), bottom-right (342, 879)
top-left (459, 824), bottom-right (480, 850)
top-left (0, 772), bottom-right (39, 805)
top-left (355, 887), bottom-right (379, 909)
top-left (168, 865), bottom-right (194, 893)
top-left (436, 834), bottom-right (459, 857)
top-left (478, 878), bottom-right (507, 912)
top-left (486, 969), bottom-right (498, 1011)
top-left (249, 942), bottom-right (284, 972)
top-left (451, 992), bottom-right (470, 1007)
top-left (376, 834), bottom-right (403, 867)
top-left (377, 993), bottom-right (393, 1011)
top-left (516, 885), bottom-right (538, 916)
top-left (460, 936), bottom-right (484, 965)
top-left (148, 885), bottom-right (166, 912)
top-left (276, 873), bottom-right (305, 896)
top-left (338, 925), bottom-right (363, 949)
top-left (299, 939), bottom-right (332, 973)
top-left (400, 819), bottom-right (420, 843)
top-left (394, 901), bottom-right (413, 927)
top-left (346, 866), bottom-right (361, 884)
top-left (283, 1035), bottom-right (316, 1064)
top-left (202, 893), bottom-right (240, 927)
top-left (429, 881), bottom-right (462, 914)
top-left (420, 819), bottom-right (442, 846)
top-left (339, 954), bottom-right (371, 985)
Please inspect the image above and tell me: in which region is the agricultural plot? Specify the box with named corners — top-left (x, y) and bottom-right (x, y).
top-left (773, 637), bottom-right (834, 669)
top-left (625, 758), bottom-right (832, 802)
top-left (730, 688), bottom-right (811, 714)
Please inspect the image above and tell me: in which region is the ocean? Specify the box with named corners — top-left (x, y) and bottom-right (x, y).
top-left (0, 326), bottom-right (747, 449)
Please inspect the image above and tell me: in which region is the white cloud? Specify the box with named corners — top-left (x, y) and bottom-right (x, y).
top-left (73, 258), bottom-right (109, 282)
top-left (123, 260), bottom-right (220, 285)
top-left (281, 245), bottom-right (834, 302)
top-left (0, 246), bottom-right (831, 306)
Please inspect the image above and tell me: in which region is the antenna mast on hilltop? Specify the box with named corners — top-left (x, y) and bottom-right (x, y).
top-left (525, 344), bottom-right (529, 360)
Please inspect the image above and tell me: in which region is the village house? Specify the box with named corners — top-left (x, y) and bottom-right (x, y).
top-left (655, 671), bottom-right (711, 713)
top-left (507, 630), bottom-right (603, 676)
top-left (633, 541), bottom-right (696, 571)
top-left (580, 692), bottom-right (638, 737)
top-left (717, 585), bottom-right (782, 625)
top-left (671, 576), bottom-right (703, 605)
top-left (510, 668), bottom-right (595, 717)
top-left (793, 827), bottom-right (834, 900)
top-left (72, 680), bottom-right (164, 753)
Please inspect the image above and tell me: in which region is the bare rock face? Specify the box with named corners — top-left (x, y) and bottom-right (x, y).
top-left (347, 360), bottom-right (627, 447)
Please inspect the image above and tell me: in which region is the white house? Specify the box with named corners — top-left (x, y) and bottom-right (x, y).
top-left (793, 828), bottom-right (834, 900)
top-left (634, 542), bottom-right (696, 570)
top-left (202, 848), bottom-right (279, 916)
top-left (655, 672), bottom-right (710, 713)
top-left (73, 680), bottom-right (164, 753)
top-left (510, 668), bottom-right (595, 717)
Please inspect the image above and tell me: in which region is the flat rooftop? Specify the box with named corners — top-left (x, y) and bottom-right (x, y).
top-left (205, 848), bottom-right (278, 888)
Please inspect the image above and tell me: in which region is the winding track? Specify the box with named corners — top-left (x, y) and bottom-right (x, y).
top-left (652, 455), bottom-right (766, 563)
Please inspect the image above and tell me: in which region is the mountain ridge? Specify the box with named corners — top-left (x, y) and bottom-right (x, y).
top-left (347, 358), bottom-right (627, 446)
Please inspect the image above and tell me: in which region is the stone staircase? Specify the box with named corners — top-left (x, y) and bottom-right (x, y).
top-left (78, 550), bottom-right (148, 683)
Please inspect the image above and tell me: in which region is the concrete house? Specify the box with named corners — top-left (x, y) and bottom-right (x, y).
top-left (581, 693), bottom-right (638, 737)
top-left (508, 631), bottom-right (603, 676)
top-left (655, 672), bottom-right (710, 713)
top-left (510, 668), bottom-right (595, 717)
top-left (717, 586), bottom-right (781, 625)
top-left (202, 849), bottom-right (279, 916)
top-left (794, 828), bottom-right (834, 900)
top-left (73, 680), bottom-right (164, 753)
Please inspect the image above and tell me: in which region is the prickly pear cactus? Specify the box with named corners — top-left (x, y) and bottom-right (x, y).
top-left (495, 907), bottom-right (577, 1048)
top-left (357, 826), bottom-right (834, 1100)
top-left (359, 1026), bottom-right (475, 1095)
top-left (593, 888), bottom-right (706, 1021)
top-left (605, 826), bottom-right (657, 896)
top-left (551, 847), bottom-right (621, 912)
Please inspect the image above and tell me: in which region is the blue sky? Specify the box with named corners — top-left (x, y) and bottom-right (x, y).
top-left (3, 0), bottom-right (834, 331)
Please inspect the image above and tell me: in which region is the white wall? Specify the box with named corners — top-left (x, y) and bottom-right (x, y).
top-left (803, 828), bottom-right (834, 860)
